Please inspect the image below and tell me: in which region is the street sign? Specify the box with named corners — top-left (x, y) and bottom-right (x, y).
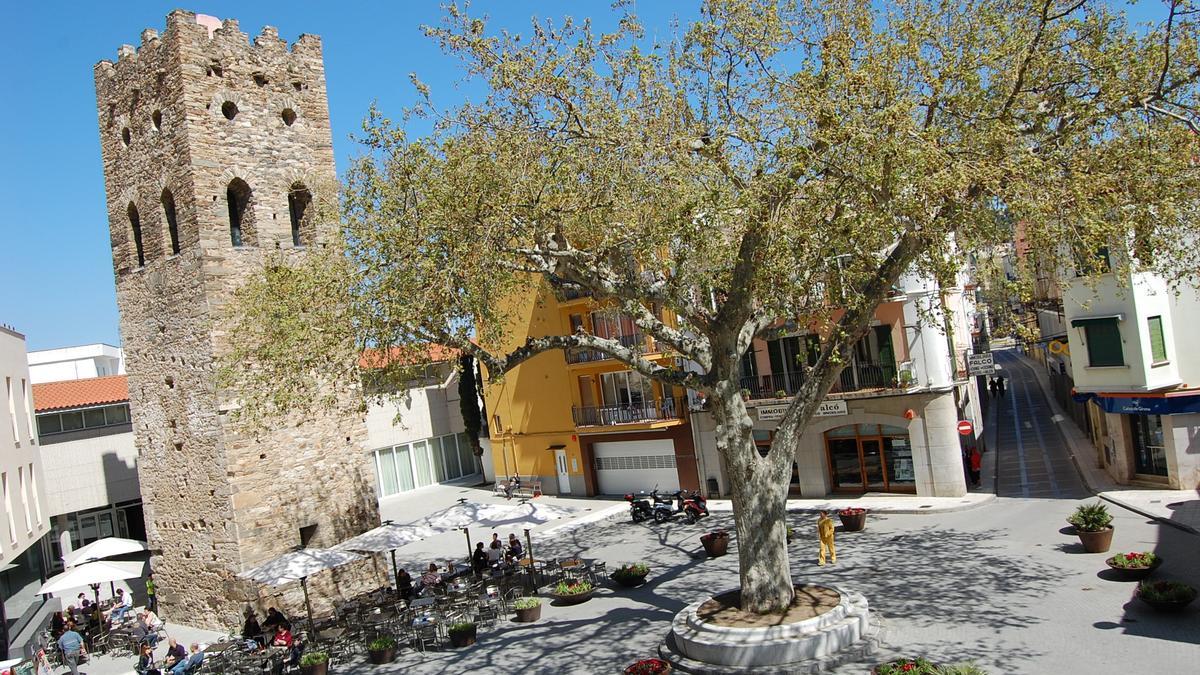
top-left (967, 352), bottom-right (994, 376)
top-left (957, 420), bottom-right (974, 436)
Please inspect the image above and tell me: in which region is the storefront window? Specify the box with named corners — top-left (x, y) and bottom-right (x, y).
top-left (1130, 414), bottom-right (1168, 477)
top-left (824, 423), bottom-right (914, 492)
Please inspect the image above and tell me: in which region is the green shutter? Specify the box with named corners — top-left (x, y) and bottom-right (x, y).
top-left (1084, 319), bottom-right (1124, 367)
top-left (1148, 316), bottom-right (1167, 363)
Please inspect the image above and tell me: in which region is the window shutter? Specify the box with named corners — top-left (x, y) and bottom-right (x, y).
top-left (1083, 319), bottom-right (1123, 367)
top-left (1148, 316), bottom-right (1167, 363)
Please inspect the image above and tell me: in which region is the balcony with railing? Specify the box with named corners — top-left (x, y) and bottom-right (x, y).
top-left (572, 396), bottom-right (685, 427)
top-left (565, 333), bottom-right (659, 364)
top-left (739, 361), bottom-right (909, 400)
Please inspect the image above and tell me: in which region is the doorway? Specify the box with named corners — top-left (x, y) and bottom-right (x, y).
top-left (554, 448), bottom-right (572, 494)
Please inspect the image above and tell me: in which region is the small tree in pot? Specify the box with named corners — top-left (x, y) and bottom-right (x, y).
top-left (367, 636), bottom-right (397, 664)
top-left (1068, 502), bottom-right (1114, 553)
top-left (511, 596), bottom-right (542, 623)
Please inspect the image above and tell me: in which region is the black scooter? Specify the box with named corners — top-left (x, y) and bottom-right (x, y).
top-left (652, 490), bottom-right (687, 524)
top-left (625, 491), bottom-right (655, 522)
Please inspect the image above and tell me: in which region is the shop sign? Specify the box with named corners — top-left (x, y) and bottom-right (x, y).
top-left (758, 399), bottom-right (848, 421)
top-left (967, 352), bottom-right (995, 376)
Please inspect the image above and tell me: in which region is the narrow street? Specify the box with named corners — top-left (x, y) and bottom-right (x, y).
top-left (991, 349), bottom-right (1089, 499)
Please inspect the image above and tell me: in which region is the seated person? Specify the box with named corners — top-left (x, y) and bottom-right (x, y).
top-left (132, 613), bottom-right (159, 648)
top-left (50, 611), bottom-right (65, 639)
top-left (471, 542), bottom-right (489, 576)
top-left (418, 563), bottom-right (442, 593)
top-left (108, 588), bottom-right (132, 622)
top-left (168, 643), bottom-right (203, 675)
top-left (242, 608), bottom-right (262, 644)
top-left (263, 607), bottom-right (290, 632)
top-left (142, 607), bottom-right (164, 631)
top-left (270, 623), bottom-right (294, 648)
top-left (486, 540), bottom-right (503, 566)
top-left (395, 568), bottom-right (413, 601)
top-left (135, 642), bottom-right (161, 675)
top-left (503, 474), bottom-right (522, 499)
top-left (163, 638), bottom-right (187, 670)
top-left (507, 533), bottom-right (524, 560)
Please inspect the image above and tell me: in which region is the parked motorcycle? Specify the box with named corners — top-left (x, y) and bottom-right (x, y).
top-left (652, 490), bottom-right (686, 524)
top-left (624, 491), bottom-right (655, 523)
top-left (680, 491), bottom-right (709, 524)
top-left (652, 490), bottom-right (710, 524)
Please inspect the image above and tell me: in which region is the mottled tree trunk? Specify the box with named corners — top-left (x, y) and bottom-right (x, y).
top-left (712, 386), bottom-right (795, 613)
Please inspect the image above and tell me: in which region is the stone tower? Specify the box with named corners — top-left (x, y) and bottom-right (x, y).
top-left (93, 11), bottom-right (381, 629)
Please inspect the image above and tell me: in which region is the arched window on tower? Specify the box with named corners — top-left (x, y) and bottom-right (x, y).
top-left (287, 182), bottom-right (313, 247)
top-left (226, 178), bottom-right (255, 247)
top-left (161, 189), bottom-right (181, 255)
top-left (128, 203), bottom-right (145, 267)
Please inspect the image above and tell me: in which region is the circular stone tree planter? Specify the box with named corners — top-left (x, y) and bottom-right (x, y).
top-left (668, 583), bottom-right (870, 669)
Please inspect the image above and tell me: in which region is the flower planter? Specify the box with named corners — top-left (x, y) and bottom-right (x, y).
top-left (1137, 581), bottom-right (1197, 612)
top-left (624, 657), bottom-right (673, 674)
top-left (367, 648), bottom-right (396, 664)
top-left (1139, 595), bottom-right (1196, 612)
top-left (701, 531), bottom-right (729, 557)
top-left (300, 664), bottom-right (328, 675)
top-left (839, 510), bottom-right (867, 532)
top-left (513, 604), bottom-right (542, 623)
top-left (1105, 555), bottom-right (1162, 581)
top-left (614, 573), bottom-right (648, 588)
top-left (1076, 526), bottom-right (1114, 553)
top-left (552, 589), bottom-right (594, 605)
top-left (448, 625), bottom-right (478, 648)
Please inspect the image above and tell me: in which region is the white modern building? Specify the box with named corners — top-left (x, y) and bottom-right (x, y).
top-left (27, 343), bottom-right (124, 384)
top-left (0, 326), bottom-right (51, 659)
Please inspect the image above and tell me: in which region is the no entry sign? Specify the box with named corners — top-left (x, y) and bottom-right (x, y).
top-left (957, 420), bottom-right (974, 436)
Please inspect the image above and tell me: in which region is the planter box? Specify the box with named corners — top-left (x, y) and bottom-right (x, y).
top-left (701, 532), bottom-right (729, 557)
top-left (614, 574), bottom-right (648, 588)
top-left (367, 647), bottom-right (396, 664)
top-left (1077, 526), bottom-right (1114, 553)
top-left (552, 589), bottom-right (594, 605)
top-left (300, 663), bottom-right (328, 675)
top-left (1105, 557), bottom-right (1162, 582)
top-left (448, 625), bottom-right (478, 648)
top-left (839, 511), bottom-right (867, 532)
top-left (513, 604), bottom-right (542, 623)
top-left (1139, 595), bottom-right (1197, 612)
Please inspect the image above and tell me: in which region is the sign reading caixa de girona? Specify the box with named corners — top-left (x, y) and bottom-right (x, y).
top-left (757, 399), bottom-right (848, 422)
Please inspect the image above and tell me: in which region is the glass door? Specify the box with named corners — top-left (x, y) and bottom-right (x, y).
top-left (861, 438), bottom-right (886, 488)
top-left (827, 438), bottom-right (863, 490)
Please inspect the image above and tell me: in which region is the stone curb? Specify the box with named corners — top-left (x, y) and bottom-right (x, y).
top-left (703, 494), bottom-right (996, 517)
top-left (1014, 352), bottom-right (1200, 537)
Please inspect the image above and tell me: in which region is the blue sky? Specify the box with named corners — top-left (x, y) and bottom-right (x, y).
top-left (0, 1), bottom-right (1169, 351)
top-left (0, 1), bottom-right (692, 350)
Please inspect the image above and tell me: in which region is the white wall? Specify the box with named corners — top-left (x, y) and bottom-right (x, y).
top-left (27, 344), bottom-right (125, 384)
top-left (365, 369), bottom-right (468, 451)
top-left (899, 271), bottom-right (955, 390)
top-left (39, 430), bottom-right (139, 516)
top-left (0, 328), bottom-right (51, 563)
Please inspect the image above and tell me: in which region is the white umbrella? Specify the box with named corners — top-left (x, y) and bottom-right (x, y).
top-left (335, 522), bottom-right (436, 585)
top-left (63, 537), bottom-right (149, 567)
top-left (238, 548), bottom-right (363, 630)
top-left (39, 560), bottom-right (142, 595)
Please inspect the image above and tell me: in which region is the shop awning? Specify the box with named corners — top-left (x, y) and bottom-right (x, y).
top-left (1070, 314), bottom-right (1123, 328)
top-left (1071, 391), bottom-right (1200, 415)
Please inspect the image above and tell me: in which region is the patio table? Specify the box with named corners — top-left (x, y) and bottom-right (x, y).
top-left (410, 596), bottom-right (437, 609)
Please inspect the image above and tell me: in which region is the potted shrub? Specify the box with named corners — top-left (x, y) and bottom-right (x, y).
top-left (1105, 552), bottom-right (1162, 581)
top-left (367, 635), bottom-right (397, 664)
top-left (511, 596), bottom-right (542, 622)
top-left (448, 621), bottom-right (478, 647)
top-left (839, 507), bottom-right (867, 532)
top-left (612, 562), bottom-right (650, 588)
top-left (1137, 580), bottom-right (1198, 612)
top-left (872, 657), bottom-right (940, 674)
top-left (552, 579), bottom-right (594, 605)
top-left (741, 388), bottom-right (752, 400)
top-left (299, 651), bottom-right (329, 675)
top-left (774, 389), bottom-right (787, 399)
top-left (1068, 502), bottom-right (1114, 553)
top-left (700, 529), bottom-right (730, 557)
top-left (625, 657), bottom-right (672, 674)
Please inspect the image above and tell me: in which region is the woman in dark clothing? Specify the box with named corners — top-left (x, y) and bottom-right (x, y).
top-left (471, 542), bottom-right (489, 577)
top-left (242, 609), bottom-right (262, 643)
top-left (136, 643), bottom-right (161, 675)
top-left (395, 568), bottom-right (413, 601)
top-left (50, 611), bottom-right (66, 638)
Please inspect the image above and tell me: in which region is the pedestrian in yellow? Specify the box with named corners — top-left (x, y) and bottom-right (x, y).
top-left (817, 510), bottom-right (836, 566)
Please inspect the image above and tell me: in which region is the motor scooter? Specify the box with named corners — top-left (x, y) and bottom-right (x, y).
top-left (652, 490), bottom-right (687, 523)
top-left (624, 491), bottom-right (655, 523)
top-left (680, 491), bottom-right (709, 524)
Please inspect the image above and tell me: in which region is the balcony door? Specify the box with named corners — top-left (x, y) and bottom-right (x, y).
top-left (599, 370), bottom-right (656, 424)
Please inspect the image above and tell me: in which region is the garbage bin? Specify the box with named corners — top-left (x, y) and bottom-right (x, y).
top-left (706, 478), bottom-right (720, 499)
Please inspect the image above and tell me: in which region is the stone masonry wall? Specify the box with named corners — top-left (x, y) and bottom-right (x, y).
top-left (94, 10), bottom-right (382, 630)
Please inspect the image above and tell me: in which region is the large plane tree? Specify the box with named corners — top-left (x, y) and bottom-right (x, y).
top-left (226, 0), bottom-right (1200, 613)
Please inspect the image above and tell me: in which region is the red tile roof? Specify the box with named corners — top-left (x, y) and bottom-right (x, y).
top-left (33, 375), bottom-right (129, 412)
top-left (359, 344), bottom-right (459, 369)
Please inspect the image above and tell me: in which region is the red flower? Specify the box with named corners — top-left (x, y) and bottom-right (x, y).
top-left (901, 664), bottom-right (916, 672)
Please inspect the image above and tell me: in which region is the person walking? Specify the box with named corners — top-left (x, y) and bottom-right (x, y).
top-left (145, 573), bottom-right (157, 614)
top-left (817, 510), bottom-right (836, 566)
top-left (997, 377), bottom-right (1006, 397)
top-left (968, 446), bottom-right (983, 488)
top-left (57, 623), bottom-right (86, 675)
top-left (988, 378), bottom-right (998, 399)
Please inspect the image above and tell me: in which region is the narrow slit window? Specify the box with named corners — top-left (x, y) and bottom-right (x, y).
top-left (162, 189), bottom-right (181, 254)
top-left (287, 183), bottom-right (313, 246)
top-left (128, 203), bottom-right (145, 266)
top-left (226, 178), bottom-right (254, 247)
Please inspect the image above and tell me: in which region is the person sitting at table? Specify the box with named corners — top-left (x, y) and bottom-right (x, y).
top-left (271, 622), bottom-right (294, 648)
top-left (419, 563), bottom-right (443, 593)
top-left (107, 587), bottom-right (132, 623)
top-left (471, 542), bottom-right (489, 576)
top-left (395, 567), bottom-right (413, 601)
top-left (143, 607), bottom-right (164, 632)
top-left (263, 607), bottom-right (290, 632)
top-left (168, 643), bottom-right (203, 675)
top-left (508, 533), bottom-right (524, 560)
top-left (487, 539), bottom-right (503, 566)
top-left (50, 610), bottom-right (66, 639)
top-left (132, 612), bottom-right (159, 648)
top-left (163, 637), bottom-right (187, 670)
top-left (135, 642), bottom-right (161, 675)
top-left (242, 607), bottom-right (263, 643)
